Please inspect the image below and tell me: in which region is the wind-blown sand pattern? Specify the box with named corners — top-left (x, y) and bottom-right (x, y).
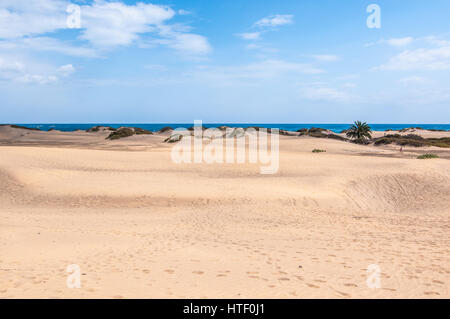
top-left (0, 125), bottom-right (449, 298)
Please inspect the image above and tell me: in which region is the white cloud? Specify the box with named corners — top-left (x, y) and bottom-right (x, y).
top-left (0, 54), bottom-right (74, 84)
top-left (376, 46), bottom-right (450, 71)
top-left (386, 37), bottom-right (414, 47)
top-left (299, 86), bottom-right (355, 103)
top-left (254, 14), bottom-right (293, 28)
top-left (237, 32), bottom-right (261, 40)
top-left (237, 14), bottom-right (293, 46)
top-left (187, 59), bottom-right (324, 86)
top-left (0, 56), bottom-right (25, 73)
top-left (79, 1), bottom-right (211, 55)
top-left (17, 74), bottom-right (58, 84)
top-left (0, 37), bottom-right (98, 58)
top-left (423, 36), bottom-right (450, 47)
top-left (79, 1), bottom-right (175, 47)
top-left (342, 82), bottom-right (357, 88)
top-left (163, 33), bottom-right (212, 55)
top-left (58, 64), bottom-right (75, 76)
top-left (244, 60), bottom-right (324, 77)
top-left (178, 9), bottom-right (191, 16)
top-left (399, 76), bottom-right (429, 85)
top-left (0, 0), bottom-right (67, 39)
top-left (0, 0), bottom-right (211, 56)
top-left (311, 54), bottom-right (340, 62)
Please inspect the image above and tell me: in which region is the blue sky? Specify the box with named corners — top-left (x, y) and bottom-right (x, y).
top-left (0, 0), bottom-right (449, 123)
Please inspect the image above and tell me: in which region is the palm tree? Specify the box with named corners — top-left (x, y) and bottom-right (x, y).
top-left (346, 121), bottom-right (372, 141)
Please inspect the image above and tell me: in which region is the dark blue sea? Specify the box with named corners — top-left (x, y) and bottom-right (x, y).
top-left (6, 123), bottom-right (450, 133)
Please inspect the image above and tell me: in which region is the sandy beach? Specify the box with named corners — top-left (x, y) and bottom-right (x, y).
top-left (0, 125), bottom-right (449, 299)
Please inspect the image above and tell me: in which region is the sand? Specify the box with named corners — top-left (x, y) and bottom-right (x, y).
top-left (0, 126), bottom-right (449, 298)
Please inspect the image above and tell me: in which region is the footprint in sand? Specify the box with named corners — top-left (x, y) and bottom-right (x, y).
top-left (164, 269), bottom-right (175, 274)
top-left (314, 279), bottom-right (326, 283)
top-left (192, 271), bottom-right (204, 275)
top-left (424, 291), bottom-right (440, 296)
top-left (307, 283), bottom-right (320, 288)
top-left (336, 290), bottom-right (351, 297)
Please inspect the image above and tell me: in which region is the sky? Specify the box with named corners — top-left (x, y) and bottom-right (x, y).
top-left (0, 0), bottom-right (449, 124)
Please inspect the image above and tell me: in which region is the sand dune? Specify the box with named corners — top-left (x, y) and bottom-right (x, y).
top-left (0, 126), bottom-right (449, 298)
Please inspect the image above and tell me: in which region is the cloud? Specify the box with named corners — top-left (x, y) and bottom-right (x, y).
top-left (0, 54), bottom-right (74, 84)
top-left (423, 36), bottom-right (450, 47)
top-left (311, 55), bottom-right (340, 62)
top-left (0, 37), bottom-right (98, 58)
top-left (178, 9), bottom-right (191, 16)
top-left (299, 86), bottom-right (355, 103)
top-left (386, 37), bottom-right (414, 47)
top-left (17, 74), bottom-right (58, 84)
top-left (187, 59), bottom-right (324, 86)
top-left (237, 14), bottom-right (293, 44)
top-left (365, 37), bottom-right (414, 47)
top-left (254, 14), bottom-right (293, 28)
top-left (399, 76), bottom-right (429, 85)
top-left (79, 1), bottom-right (211, 55)
top-left (237, 32), bottom-right (261, 40)
top-left (376, 46), bottom-right (450, 71)
top-left (244, 60), bottom-right (323, 76)
top-left (0, 0), bottom-right (211, 56)
top-left (58, 64), bottom-right (75, 77)
top-left (162, 33), bottom-right (212, 55)
top-left (0, 56), bottom-right (24, 73)
top-left (0, 0), bottom-right (67, 39)
top-left (79, 1), bottom-right (175, 47)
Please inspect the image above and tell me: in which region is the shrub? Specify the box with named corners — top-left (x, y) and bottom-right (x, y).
top-left (86, 126), bottom-right (116, 132)
top-left (373, 135), bottom-right (450, 148)
top-left (106, 127), bottom-right (134, 140)
top-left (312, 149), bottom-right (326, 153)
top-left (417, 154), bottom-right (439, 159)
top-left (298, 128), bottom-right (347, 141)
top-left (9, 125), bottom-right (41, 131)
top-left (134, 127), bottom-right (153, 135)
top-left (158, 126), bottom-right (173, 133)
top-left (399, 127), bottom-right (423, 132)
top-left (106, 127), bottom-right (151, 140)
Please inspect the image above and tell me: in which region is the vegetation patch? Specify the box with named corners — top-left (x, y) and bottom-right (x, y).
top-left (134, 127), bottom-right (153, 135)
top-left (86, 126), bottom-right (116, 132)
top-left (417, 154), bottom-right (439, 159)
top-left (106, 127), bottom-right (152, 140)
top-left (158, 126), bottom-right (173, 133)
top-left (298, 127), bottom-right (326, 134)
top-left (424, 137), bottom-right (450, 148)
top-left (6, 125), bottom-right (41, 131)
top-left (312, 149), bottom-right (326, 153)
top-left (399, 127), bottom-right (423, 132)
top-left (298, 127), bottom-right (347, 141)
top-left (164, 134), bottom-right (183, 143)
top-left (373, 134), bottom-right (450, 148)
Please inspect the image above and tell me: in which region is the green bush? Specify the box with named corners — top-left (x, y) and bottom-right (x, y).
top-left (417, 154), bottom-right (439, 159)
top-left (312, 149), bottom-right (326, 153)
top-left (106, 127), bottom-right (152, 140)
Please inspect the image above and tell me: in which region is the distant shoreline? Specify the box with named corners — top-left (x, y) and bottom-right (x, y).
top-left (1, 123), bottom-right (450, 133)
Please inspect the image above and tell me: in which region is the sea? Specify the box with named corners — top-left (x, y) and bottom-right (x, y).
top-left (6, 123), bottom-right (450, 133)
